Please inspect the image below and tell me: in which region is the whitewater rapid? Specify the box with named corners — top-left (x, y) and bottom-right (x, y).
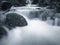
top-left (2, 18), bottom-right (60, 45)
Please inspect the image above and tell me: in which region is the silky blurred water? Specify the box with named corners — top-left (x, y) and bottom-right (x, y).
top-left (1, 18), bottom-right (60, 45)
top-left (0, 6), bottom-right (60, 45)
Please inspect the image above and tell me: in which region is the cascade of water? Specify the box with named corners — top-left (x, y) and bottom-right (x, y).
top-left (26, 0), bottom-right (32, 4)
top-left (26, 0), bottom-right (32, 7)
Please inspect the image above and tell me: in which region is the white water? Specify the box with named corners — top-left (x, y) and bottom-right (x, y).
top-left (1, 18), bottom-right (60, 45)
top-left (0, 3), bottom-right (60, 45)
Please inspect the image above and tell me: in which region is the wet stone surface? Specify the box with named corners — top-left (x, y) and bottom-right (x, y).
top-left (5, 13), bottom-right (28, 29)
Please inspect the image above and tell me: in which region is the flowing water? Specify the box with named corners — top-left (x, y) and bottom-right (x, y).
top-left (1, 17), bottom-right (60, 45)
top-left (0, 0), bottom-right (60, 45)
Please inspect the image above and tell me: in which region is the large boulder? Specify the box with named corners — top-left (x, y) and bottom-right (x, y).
top-left (5, 13), bottom-right (28, 29)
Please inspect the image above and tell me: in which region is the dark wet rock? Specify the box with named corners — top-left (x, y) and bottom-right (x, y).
top-left (32, 0), bottom-right (39, 4)
top-left (14, 0), bottom-right (26, 6)
top-left (5, 13), bottom-right (28, 29)
top-left (0, 26), bottom-right (7, 39)
top-left (1, 1), bottom-right (12, 11)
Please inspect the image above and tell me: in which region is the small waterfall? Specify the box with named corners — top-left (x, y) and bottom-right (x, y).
top-left (26, 0), bottom-right (32, 4)
top-left (26, 0), bottom-right (32, 7)
top-left (26, 0), bottom-right (38, 7)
